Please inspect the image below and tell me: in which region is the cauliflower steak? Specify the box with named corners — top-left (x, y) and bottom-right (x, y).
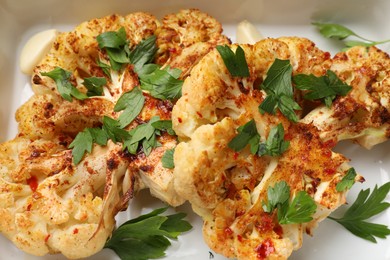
top-left (171, 38), bottom-right (378, 259)
top-left (0, 9), bottom-right (229, 258)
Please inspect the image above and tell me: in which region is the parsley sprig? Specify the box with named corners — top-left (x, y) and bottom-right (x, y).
top-left (96, 27), bottom-right (130, 71)
top-left (69, 116), bottom-right (129, 164)
top-left (138, 64), bottom-right (183, 100)
top-left (124, 116), bottom-right (163, 156)
top-left (69, 116), bottom-right (175, 164)
top-left (104, 207), bottom-right (192, 260)
top-left (69, 127), bottom-right (107, 165)
top-left (228, 121), bottom-right (289, 157)
top-left (41, 67), bottom-right (107, 101)
top-left (312, 22), bottom-right (390, 49)
top-left (41, 67), bottom-right (87, 101)
top-left (262, 181), bottom-right (317, 224)
top-left (259, 59), bottom-right (301, 122)
top-left (258, 123), bottom-right (289, 157)
top-left (293, 70), bottom-right (352, 108)
top-left (328, 182), bottom-right (390, 242)
top-left (228, 119), bottom-right (260, 154)
top-left (97, 28), bottom-right (183, 100)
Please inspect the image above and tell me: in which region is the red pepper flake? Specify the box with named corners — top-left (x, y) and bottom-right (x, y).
top-left (225, 227), bottom-right (233, 236)
top-left (27, 176), bottom-right (38, 192)
top-left (324, 167), bottom-right (336, 175)
top-left (169, 48), bottom-right (177, 54)
top-left (255, 238), bottom-right (275, 259)
top-left (44, 234), bottom-right (50, 243)
top-left (236, 210), bottom-right (245, 217)
top-left (324, 51), bottom-right (331, 60)
top-left (273, 224), bottom-right (283, 238)
top-left (256, 214), bottom-right (274, 233)
top-left (284, 132), bottom-right (293, 141)
top-left (73, 228), bottom-right (79, 234)
top-left (178, 117), bottom-right (183, 123)
top-left (196, 111), bottom-right (203, 118)
top-left (322, 149), bottom-right (332, 158)
top-left (237, 234), bottom-right (244, 242)
top-left (26, 204), bottom-right (32, 211)
top-left (233, 152), bottom-right (239, 160)
top-left (323, 139), bottom-right (337, 149)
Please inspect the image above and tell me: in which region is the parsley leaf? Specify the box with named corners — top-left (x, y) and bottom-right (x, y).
top-left (83, 76), bottom-right (106, 97)
top-left (312, 22), bottom-right (390, 48)
top-left (162, 148), bottom-right (175, 169)
top-left (68, 129), bottom-right (93, 165)
top-left (124, 116), bottom-right (161, 156)
top-left (69, 127), bottom-right (108, 164)
top-left (97, 59), bottom-right (111, 78)
top-left (336, 168), bottom-right (357, 192)
top-left (312, 22), bottom-right (358, 40)
top-left (328, 182), bottom-right (390, 242)
top-left (263, 181), bottom-right (317, 225)
top-left (138, 64), bottom-right (183, 100)
top-left (228, 119), bottom-right (260, 154)
top-left (258, 123), bottom-right (289, 157)
top-left (104, 207), bottom-right (192, 260)
top-left (97, 27), bottom-right (127, 49)
top-left (124, 117), bottom-right (177, 156)
top-left (228, 122), bottom-right (289, 157)
top-left (102, 116), bottom-right (131, 143)
top-left (259, 59), bottom-right (301, 122)
top-left (278, 190), bottom-right (317, 224)
top-left (114, 87), bottom-right (145, 128)
top-left (152, 120), bottom-right (176, 136)
top-left (129, 35), bottom-right (158, 72)
top-left (41, 67), bottom-right (88, 101)
top-left (216, 45), bottom-right (250, 77)
top-left (262, 59), bottom-right (294, 96)
top-left (293, 70), bottom-right (352, 107)
top-left (262, 181), bottom-right (290, 213)
top-left (97, 27), bottom-right (130, 71)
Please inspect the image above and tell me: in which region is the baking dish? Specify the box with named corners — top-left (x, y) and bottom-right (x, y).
top-left (0, 0), bottom-right (389, 259)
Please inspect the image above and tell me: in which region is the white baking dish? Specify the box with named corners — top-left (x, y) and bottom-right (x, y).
top-left (0, 0), bottom-right (389, 259)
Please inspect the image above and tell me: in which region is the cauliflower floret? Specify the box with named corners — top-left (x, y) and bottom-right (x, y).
top-left (301, 46), bottom-right (390, 149)
top-left (172, 38), bottom-right (357, 259)
top-left (155, 8), bottom-right (230, 78)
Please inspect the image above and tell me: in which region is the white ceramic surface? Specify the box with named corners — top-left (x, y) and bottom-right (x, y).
top-left (0, 0), bottom-right (389, 259)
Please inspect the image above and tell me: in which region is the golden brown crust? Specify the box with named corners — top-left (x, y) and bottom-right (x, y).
top-left (172, 38), bottom-right (353, 259)
top-left (155, 9), bottom-right (230, 78)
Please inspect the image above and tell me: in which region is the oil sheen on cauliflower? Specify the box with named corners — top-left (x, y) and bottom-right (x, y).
top-left (171, 38), bottom-right (379, 259)
top-left (0, 9), bottom-right (229, 259)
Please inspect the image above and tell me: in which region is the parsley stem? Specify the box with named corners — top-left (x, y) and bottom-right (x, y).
top-left (372, 39), bottom-right (390, 45)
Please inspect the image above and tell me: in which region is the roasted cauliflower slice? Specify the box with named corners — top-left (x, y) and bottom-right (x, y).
top-left (1, 9), bottom-right (229, 258)
top-left (172, 38), bottom-right (359, 259)
top-left (301, 46), bottom-right (390, 149)
top-left (0, 137), bottom-right (127, 258)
